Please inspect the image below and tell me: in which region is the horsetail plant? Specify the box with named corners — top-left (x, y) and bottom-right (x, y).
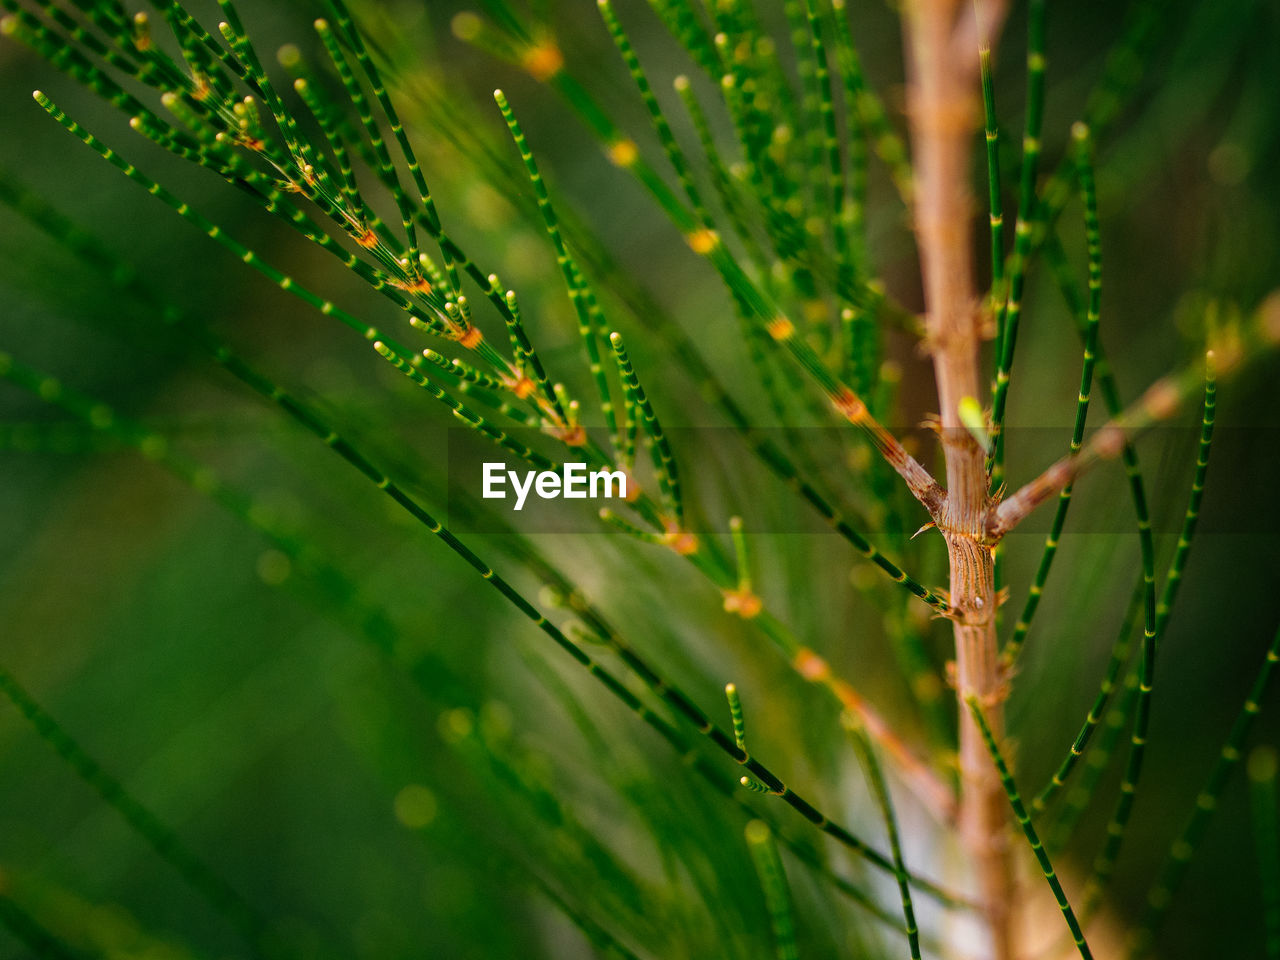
top-left (1, 0), bottom-right (1278, 958)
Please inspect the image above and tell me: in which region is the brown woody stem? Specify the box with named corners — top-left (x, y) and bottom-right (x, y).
top-left (902, 1), bottom-right (1015, 956)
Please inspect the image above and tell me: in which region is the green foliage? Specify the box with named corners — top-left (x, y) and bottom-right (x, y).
top-left (0, 1), bottom-right (1278, 958)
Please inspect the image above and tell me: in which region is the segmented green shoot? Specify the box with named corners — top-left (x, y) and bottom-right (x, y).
top-left (292, 73), bottom-right (362, 205)
top-left (725, 683), bottom-right (766, 791)
top-left (1001, 124), bottom-right (1103, 667)
top-left (314, 15), bottom-right (423, 273)
top-left (1032, 576), bottom-right (1143, 815)
top-left (1249, 747), bottom-right (1280, 960)
top-left (782, 0), bottom-right (821, 209)
top-left (597, 0), bottom-right (715, 227)
top-left (979, 45), bottom-right (1004, 316)
top-left (1049, 670), bottom-right (1140, 853)
top-left (671, 73), bottom-right (771, 274)
top-left (501, 286), bottom-right (567, 423)
top-left (608, 331), bottom-right (683, 523)
top-left (967, 697), bottom-right (1094, 960)
top-left (990, 0), bottom-right (1047, 481)
top-left (745, 821), bottom-right (800, 960)
top-left (598, 508), bottom-right (679, 549)
top-left (492, 88), bottom-right (615, 438)
top-left (1041, 225), bottom-right (1159, 695)
top-left (802, 0), bottom-right (850, 289)
top-left (737, 307), bottom-right (797, 441)
top-left (323, 0), bottom-right (442, 231)
top-left (18, 0), bottom-right (539, 368)
top-left (825, 0), bottom-right (870, 278)
top-left (1152, 354), bottom-right (1217, 635)
top-left (1084, 358), bottom-right (1218, 908)
top-left (846, 719), bottom-right (921, 960)
top-left (644, 0), bottom-right (718, 74)
top-left (646, 320), bottom-right (948, 610)
top-left (29, 90), bottom-right (431, 362)
top-left (829, 0), bottom-right (911, 205)
top-left (420, 347), bottom-right (505, 392)
top-left (372, 341), bottom-right (559, 470)
top-left (724, 516), bottom-right (763, 617)
top-left (725, 682), bottom-right (748, 751)
top-left (1129, 623), bottom-right (1280, 955)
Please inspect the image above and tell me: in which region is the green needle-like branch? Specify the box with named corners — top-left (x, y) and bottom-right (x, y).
top-left (967, 697), bottom-right (1094, 960)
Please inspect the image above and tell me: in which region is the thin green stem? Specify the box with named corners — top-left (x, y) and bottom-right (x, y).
top-left (1032, 575), bottom-right (1143, 815)
top-left (745, 821), bottom-right (800, 960)
top-left (1001, 124), bottom-right (1103, 667)
top-left (847, 721), bottom-right (921, 959)
top-left (979, 44), bottom-right (1004, 318)
top-left (1083, 358), bottom-right (1218, 911)
top-left (1249, 748), bottom-right (1280, 960)
top-left (493, 89), bottom-right (615, 438)
top-left (608, 331), bottom-right (682, 522)
top-left (967, 697), bottom-right (1094, 959)
top-left (990, 0), bottom-right (1047, 483)
top-left (1129, 623), bottom-right (1280, 956)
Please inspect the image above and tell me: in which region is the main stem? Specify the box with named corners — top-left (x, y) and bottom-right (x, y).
top-left (903, 2), bottom-right (1015, 957)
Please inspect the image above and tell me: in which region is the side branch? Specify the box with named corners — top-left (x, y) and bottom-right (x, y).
top-left (849, 400), bottom-right (947, 514)
top-left (989, 298), bottom-right (1280, 538)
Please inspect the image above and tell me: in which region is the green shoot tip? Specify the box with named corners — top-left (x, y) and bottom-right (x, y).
top-left (958, 396), bottom-right (992, 454)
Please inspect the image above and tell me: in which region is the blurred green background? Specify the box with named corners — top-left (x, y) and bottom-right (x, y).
top-left (0, 1), bottom-right (1278, 957)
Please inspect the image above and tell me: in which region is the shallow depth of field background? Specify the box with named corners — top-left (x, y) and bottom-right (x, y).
top-left (0, 1), bottom-right (1278, 957)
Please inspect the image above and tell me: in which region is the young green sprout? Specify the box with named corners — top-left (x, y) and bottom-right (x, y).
top-left (725, 682), bottom-right (766, 792)
top-left (723, 516), bottom-right (763, 618)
